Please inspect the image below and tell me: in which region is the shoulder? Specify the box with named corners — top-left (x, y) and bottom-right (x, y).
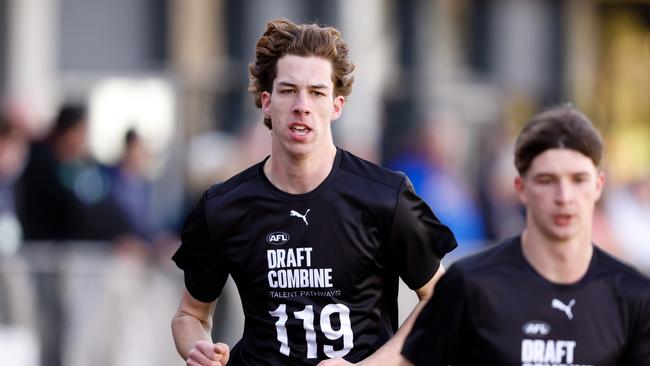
top-left (441, 237), bottom-right (523, 291)
top-left (592, 248), bottom-right (650, 343)
top-left (451, 237), bottom-right (522, 275)
top-left (436, 238), bottom-right (524, 304)
top-left (338, 149), bottom-right (406, 191)
top-left (593, 247), bottom-right (650, 298)
top-left (205, 161), bottom-right (263, 201)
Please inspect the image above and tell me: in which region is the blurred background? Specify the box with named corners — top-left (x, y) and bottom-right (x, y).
top-left (0, 0), bottom-right (649, 365)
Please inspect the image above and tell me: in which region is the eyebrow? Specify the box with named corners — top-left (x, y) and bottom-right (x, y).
top-left (530, 171), bottom-right (591, 179)
top-left (530, 172), bottom-right (556, 179)
top-left (277, 81), bottom-right (328, 90)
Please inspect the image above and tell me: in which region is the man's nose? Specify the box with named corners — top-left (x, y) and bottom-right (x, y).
top-left (292, 92), bottom-right (310, 116)
top-left (555, 180), bottom-right (574, 204)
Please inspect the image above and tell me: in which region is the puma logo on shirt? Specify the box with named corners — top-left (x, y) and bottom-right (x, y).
top-left (551, 298), bottom-right (575, 320)
top-left (290, 209), bottom-right (310, 226)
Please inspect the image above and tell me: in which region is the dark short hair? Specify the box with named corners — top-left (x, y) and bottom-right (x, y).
top-left (249, 18), bottom-right (355, 129)
top-left (52, 104), bottom-right (87, 136)
top-left (125, 128), bottom-right (139, 146)
top-left (514, 106), bottom-right (604, 175)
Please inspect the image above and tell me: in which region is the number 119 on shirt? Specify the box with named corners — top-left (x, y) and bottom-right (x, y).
top-left (269, 303), bottom-right (354, 359)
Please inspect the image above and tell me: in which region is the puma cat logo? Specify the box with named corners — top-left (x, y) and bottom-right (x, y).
top-left (290, 209), bottom-right (310, 226)
top-left (551, 298), bottom-right (576, 320)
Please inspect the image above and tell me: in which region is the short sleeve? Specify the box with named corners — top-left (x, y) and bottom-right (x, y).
top-left (621, 277), bottom-right (650, 365)
top-left (172, 192), bottom-right (229, 302)
top-left (402, 265), bottom-right (467, 366)
top-left (388, 176), bottom-right (457, 289)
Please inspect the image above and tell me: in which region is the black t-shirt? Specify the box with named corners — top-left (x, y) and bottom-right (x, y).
top-left (402, 236), bottom-right (650, 366)
top-left (173, 148), bottom-right (457, 365)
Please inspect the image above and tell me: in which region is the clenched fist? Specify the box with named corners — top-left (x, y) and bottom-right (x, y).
top-left (186, 340), bottom-right (230, 366)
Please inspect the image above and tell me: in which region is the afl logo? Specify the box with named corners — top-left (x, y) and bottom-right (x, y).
top-left (266, 232), bottom-right (290, 245)
top-left (523, 321), bottom-right (551, 336)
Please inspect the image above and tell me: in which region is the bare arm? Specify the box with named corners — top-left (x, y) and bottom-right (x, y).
top-left (318, 265), bottom-right (446, 366)
top-left (172, 289), bottom-right (230, 365)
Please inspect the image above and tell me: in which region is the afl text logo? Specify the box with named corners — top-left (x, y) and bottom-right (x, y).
top-left (266, 232), bottom-right (290, 245)
top-left (522, 321), bottom-right (551, 337)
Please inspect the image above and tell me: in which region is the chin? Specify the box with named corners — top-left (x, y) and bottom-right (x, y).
top-left (546, 228), bottom-right (577, 242)
top-left (284, 143), bottom-right (313, 156)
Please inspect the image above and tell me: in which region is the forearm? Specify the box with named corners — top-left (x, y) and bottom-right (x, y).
top-left (172, 311), bottom-right (213, 359)
top-left (360, 266), bottom-right (445, 366)
top-left (358, 298), bottom-right (428, 366)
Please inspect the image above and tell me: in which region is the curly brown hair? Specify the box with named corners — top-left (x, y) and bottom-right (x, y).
top-left (248, 18), bottom-right (355, 129)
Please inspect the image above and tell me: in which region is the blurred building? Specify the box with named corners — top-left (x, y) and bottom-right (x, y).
top-left (1, 0), bottom-right (648, 184)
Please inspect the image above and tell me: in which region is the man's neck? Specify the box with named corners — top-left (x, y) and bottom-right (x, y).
top-left (264, 144), bottom-right (337, 194)
top-left (520, 228), bottom-right (593, 285)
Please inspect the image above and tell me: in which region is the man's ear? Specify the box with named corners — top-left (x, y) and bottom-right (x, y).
top-left (261, 91), bottom-right (272, 118)
top-left (331, 95), bottom-right (345, 121)
top-left (594, 170), bottom-right (606, 202)
top-left (514, 175), bottom-right (527, 205)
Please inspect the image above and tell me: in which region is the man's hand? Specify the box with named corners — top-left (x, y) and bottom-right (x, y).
top-left (316, 358), bottom-right (355, 366)
top-left (186, 340), bottom-right (230, 366)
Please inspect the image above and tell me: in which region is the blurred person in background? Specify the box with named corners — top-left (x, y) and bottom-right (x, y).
top-left (12, 103), bottom-right (132, 366)
top-left (108, 128), bottom-right (153, 242)
top-left (60, 130), bottom-right (181, 366)
top-left (15, 103), bottom-right (131, 242)
top-left (103, 127), bottom-right (168, 261)
top-left (401, 106), bottom-right (650, 365)
top-left (171, 18), bottom-right (457, 366)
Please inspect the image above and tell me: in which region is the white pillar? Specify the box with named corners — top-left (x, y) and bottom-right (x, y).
top-left (7, 0), bottom-right (59, 133)
top-left (338, 0), bottom-right (391, 161)
top-left (492, 0), bottom-right (553, 95)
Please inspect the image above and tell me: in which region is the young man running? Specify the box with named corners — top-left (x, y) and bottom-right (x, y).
top-left (402, 106), bottom-right (650, 366)
top-left (172, 18), bottom-right (457, 366)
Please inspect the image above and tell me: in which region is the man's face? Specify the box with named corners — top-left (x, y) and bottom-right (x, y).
top-left (261, 55), bottom-right (344, 157)
top-left (515, 148), bottom-right (605, 242)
